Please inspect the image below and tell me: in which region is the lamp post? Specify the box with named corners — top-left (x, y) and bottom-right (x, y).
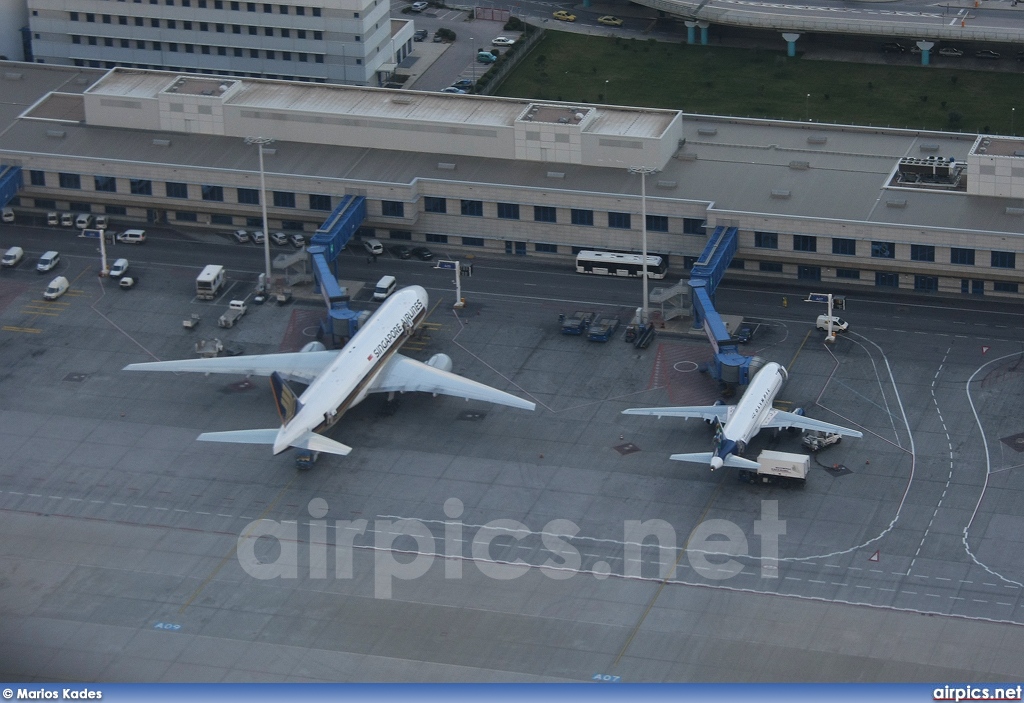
top-left (604, 79), bottom-right (610, 104)
top-left (471, 38), bottom-right (476, 83)
top-left (244, 136), bottom-right (274, 287)
top-left (805, 93), bottom-right (810, 122)
top-left (628, 166), bottom-right (658, 324)
top-left (1013, 107), bottom-right (1016, 136)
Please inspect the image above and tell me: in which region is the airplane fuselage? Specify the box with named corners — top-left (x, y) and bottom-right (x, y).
top-left (713, 362), bottom-right (787, 468)
top-left (273, 285), bottom-right (427, 453)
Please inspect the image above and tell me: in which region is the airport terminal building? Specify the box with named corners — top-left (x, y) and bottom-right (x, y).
top-left (2, 62), bottom-right (1024, 298)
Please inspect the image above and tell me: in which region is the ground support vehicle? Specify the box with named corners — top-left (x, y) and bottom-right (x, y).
top-left (737, 450), bottom-right (809, 487)
top-left (559, 311), bottom-right (594, 335)
top-left (218, 300), bottom-right (248, 328)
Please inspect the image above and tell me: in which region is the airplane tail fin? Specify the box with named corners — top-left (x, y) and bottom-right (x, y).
top-left (670, 452), bottom-right (761, 470)
top-left (270, 371), bottom-right (302, 425)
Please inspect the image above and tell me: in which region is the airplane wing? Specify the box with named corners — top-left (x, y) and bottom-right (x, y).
top-left (367, 354), bottom-right (535, 411)
top-left (123, 350), bottom-right (339, 384)
top-left (761, 409), bottom-right (863, 437)
top-left (622, 405), bottom-right (733, 423)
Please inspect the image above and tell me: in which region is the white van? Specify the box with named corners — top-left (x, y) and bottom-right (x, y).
top-left (60, 212), bottom-right (74, 227)
top-left (1, 207), bottom-right (13, 223)
top-left (109, 258), bottom-right (129, 277)
top-left (816, 315), bottom-right (849, 332)
top-left (2, 246), bottom-right (23, 267)
top-left (116, 229), bottom-right (147, 244)
top-left (47, 211), bottom-right (59, 226)
top-left (75, 213), bottom-right (93, 229)
top-left (37, 250), bottom-right (60, 273)
top-left (94, 214), bottom-right (108, 230)
top-left (44, 276), bottom-right (69, 300)
top-left (373, 275), bottom-right (397, 301)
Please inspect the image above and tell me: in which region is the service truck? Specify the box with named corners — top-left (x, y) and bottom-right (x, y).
top-left (802, 430), bottom-right (842, 452)
top-left (196, 265), bottom-right (226, 300)
top-left (218, 299), bottom-right (248, 328)
top-left (737, 450), bottom-right (810, 487)
top-left (587, 314), bottom-right (621, 342)
top-left (559, 311), bottom-right (594, 335)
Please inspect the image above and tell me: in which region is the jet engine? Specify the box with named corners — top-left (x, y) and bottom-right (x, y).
top-left (426, 353), bottom-right (453, 372)
top-left (300, 341), bottom-right (327, 353)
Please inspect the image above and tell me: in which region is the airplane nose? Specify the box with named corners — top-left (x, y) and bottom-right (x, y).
top-left (710, 456), bottom-right (724, 471)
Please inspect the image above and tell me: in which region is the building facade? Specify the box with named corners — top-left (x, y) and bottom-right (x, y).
top-left (25, 0), bottom-right (413, 84)
top-left (3, 64), bottom-right (1024, 300)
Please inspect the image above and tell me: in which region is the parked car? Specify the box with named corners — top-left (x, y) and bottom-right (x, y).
top-left (597, 15), bottom-right (623, 26)
top-left (94, 214), bottom-right (109, 229)
top-left (47, 211), bottom-right (59, 226)
top-left (410, 1), bottom-right (428, 10)
top-left (2, 246), bottom-right (24, 267)
top-left (976, 50), bottom-right (1001, 59)
top-left (477, 51), bottom-right (497, 64)
top-left (816, 315), bottom-right (849, 332)
top-left (735, 324), bottom-right (754, 344)
top-left (452, 79), bottom-right (474, 89)
top-left (363, 238), bottom-right (384, 256)
top-left (411, 246), bottom-right (434, 261)
top-left (232, 229), bottom-right (250, 243)
top-left (75, 213), bottom-right (93, 229)
top-left (252, 230), bottom-right (266, 244)
top-left (270, 231), bottom-right (289, 246)
top-left (116, 229), bottom-right (146, 244)
top-left (553, 10), bottom-right (576, 21)
top-left (440, 87), bottom-right (466, 94)
top-left (44, 276), bottom-right (69, 300)
top-left (289, 233), bottom-right (306, 248)
top-left (413, 29), bottom-right (428, 41)
top-left (109, 258), bottom-right (129, 277)
top-left (1, 206), bottom-right (13, 223)
top-left (492, 36), bottom-right (515, 47)
top-left (36, 250), bottom-right (60, 273)
top-left (119, 275), bottom-right (137, 290)
top-left (390, 244), bottom-right (412, 259)
top-left (60, 212), bottom-right (74, 227)
top-left (881, 42), bottom-right (906, 54)
top-left (938, 47), bottom-right (964, 57)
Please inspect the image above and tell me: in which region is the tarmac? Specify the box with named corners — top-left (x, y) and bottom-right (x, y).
top-left (2, 248), bottom-right (1024, 681)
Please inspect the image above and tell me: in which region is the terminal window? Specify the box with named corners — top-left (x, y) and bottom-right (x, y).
top-left (683, 218), bottom-right (705, 235)
top-left (608, 212), bottom-right (631, 230)
top-left (991, 251), bottom-right (1016, 269)
top-left (915, 275), bottom-right (938, 292)
top-left (535, 243), bottom-right (558, 253)
top-left (237, 188), bottom-right (259, 205)
top-left (793, 235), bottom-right (816, 253)
top-left (832, 238), bottom-right (856, 256)
top-left (166, 182), bottom-right (188, 199)
top-left (273, 191), bottom-right (296, 208)
top-left (497, 203), bottom-right (520, 220)
top-left (534, 206), bottom-right (556, 223)
top-left (911, 244), bottom-right (935, 262)
top-left (994, 281), bottom-right (1019, 293)
top-left (951, 248), bottom-right (975, 266)
top-left (58, 173), bottom-right (81, 190)
top-left (797, 265), bottom-right (821, 280)
top-left (29, 171), bottom-right (46, 187)
top-left (875, 272), bottom-right (899, 287)
top-left (94, 176), bottom-right (117, 193)
top-left (460, 200), bottom-right (483, 217)
top-left (201, 185), bottom-right (224, 202)
top-left (424, 197), bottom-right (446, 214)
top-left (571, 209), bottom-right (594, 226)
top-left (309, 194), bottom-right (331, 211)
top-left (871, 241), bottom-right (895, 259)
top-left (836, 268), bottom-right (860, 279)
top-left (646, 215), bottom-right (668, 232)
top-left (462, 237), bottom-right (484, 247)
top-left (381, 200), bottom-right (405, 218)
top-left (426, 234), bottom-right (448, 243)
top-left (759, 261), bottom-right (782, 272)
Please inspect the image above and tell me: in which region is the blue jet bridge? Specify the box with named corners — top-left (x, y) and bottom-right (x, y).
top-left (307, 195), bottom-right (366, 343)
top-left (688, 225), bottom-right (763, 386)
top-left (0, 166), bottom-right (22, 209)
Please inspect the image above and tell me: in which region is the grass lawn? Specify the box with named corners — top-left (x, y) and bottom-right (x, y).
top-left (495, 32), bottom-right (1024, 134)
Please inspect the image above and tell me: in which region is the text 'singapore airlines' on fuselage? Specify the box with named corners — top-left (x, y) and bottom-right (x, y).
top-left (124, 285), bottom-right (534, 457)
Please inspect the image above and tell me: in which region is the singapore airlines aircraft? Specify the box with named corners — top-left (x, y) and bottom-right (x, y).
top-left (124, 285), bottom-right (535, 456)
top-left (622, 362), bottom-right (861, 470)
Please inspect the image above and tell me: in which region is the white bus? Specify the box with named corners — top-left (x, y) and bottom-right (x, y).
top-left (196, 264), bottom-right (225, 300)
top-left (575, 250), bottom-right (668, 279)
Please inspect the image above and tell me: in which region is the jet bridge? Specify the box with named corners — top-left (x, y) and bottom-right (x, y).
top-left (308, 195), bottom-right (366, 343)
top-left (688, 225), bottom-right (762, 386)
top-left (0, 166), bottom-right (22, 208)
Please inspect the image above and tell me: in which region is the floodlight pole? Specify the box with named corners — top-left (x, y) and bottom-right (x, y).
top-left (629, 166), bottom-right (657, 325)
top-left (245, 136), bottom-right (274, 288)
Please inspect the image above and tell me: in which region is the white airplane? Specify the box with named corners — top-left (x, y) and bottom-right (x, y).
top-left (124, 285), bottom-right (535, 456)
top-left (622, 362), bottom-right (861, 470)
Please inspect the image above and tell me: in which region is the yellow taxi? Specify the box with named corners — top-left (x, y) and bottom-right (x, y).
top-left (553, 10), bottom-right (576, 21)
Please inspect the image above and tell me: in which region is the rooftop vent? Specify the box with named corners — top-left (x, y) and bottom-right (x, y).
top-left (152, 138), bottom-right (171, 147)
top-left (789, 160), bottom-right (810, 170)
top-left (391, 96), bottom-right (413, 105)
top-left (770, 189), bottom-right (791, 199)
top-left (1006, 207), bottom-right (1024, 216)
top-left (656, 180), bottom-right (677, 189)
top-left (697, 127), bottom-right (717, 136)
top-left (3, 71), bottom-right (23, 81)
top-left (546, 172), bottom-right (565, 179)
top-left (886, 199), bottom-right (907, 208)
top-left (437, 162), bottom-right (456, 170)
top-left (807, 136), bottom-right (827, 145)
top-left (920, 143), bottom-right (940, 152)
top-left (678, 152), bottom-right (697, 162)
top-left (46, 129), bottom-right (66, 139)
top-left (263, 148), bottom-right (276, 156)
